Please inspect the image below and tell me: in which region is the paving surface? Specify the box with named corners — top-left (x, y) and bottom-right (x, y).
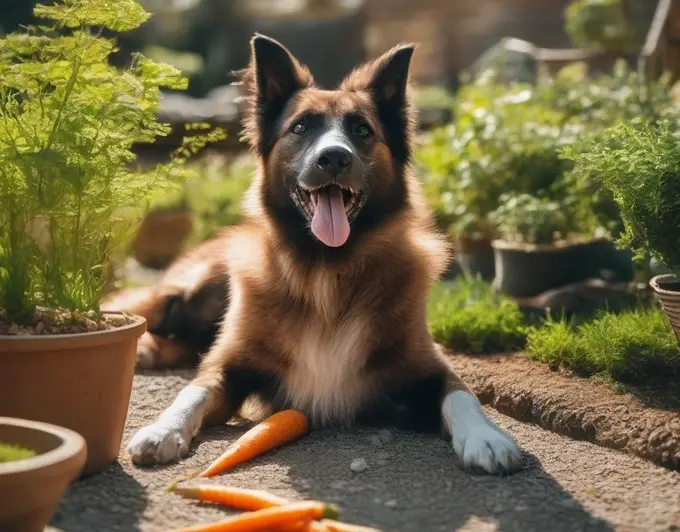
top-left (52, 369), bottom-right (680, 532)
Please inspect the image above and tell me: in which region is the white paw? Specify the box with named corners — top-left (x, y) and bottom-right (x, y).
top-left (127, 423), bottom-right (190, 465)
top-left (452, 422), bottom-right (523, 474)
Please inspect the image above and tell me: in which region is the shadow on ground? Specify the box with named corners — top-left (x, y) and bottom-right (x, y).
top-left (52, 463), bottom-right (147, 532)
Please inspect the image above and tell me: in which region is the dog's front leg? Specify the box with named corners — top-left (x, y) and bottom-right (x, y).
top-left (440, 364), bottom-right (523, 474)
top-left (128, 339), bottom-right (251, 466)
top-left (127, 382), bottom-right (219, 465)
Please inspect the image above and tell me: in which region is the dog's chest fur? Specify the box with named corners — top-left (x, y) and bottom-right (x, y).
top-left (272, 271), bottom-right (376, 427)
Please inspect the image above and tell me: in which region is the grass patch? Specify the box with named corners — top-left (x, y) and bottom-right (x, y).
top-left (428, 278), bottom-right (527, 353)
top-left (526, 307), bottom-right (680, 383)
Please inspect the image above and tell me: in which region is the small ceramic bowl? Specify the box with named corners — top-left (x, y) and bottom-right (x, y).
top-left (0, 417), bottom-right (86, 532)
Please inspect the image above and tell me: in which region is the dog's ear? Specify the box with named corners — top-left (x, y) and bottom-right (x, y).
top-left (341, 44), bottom-right (416, 163)
top-left (238, 34), bottom-right (313, 154)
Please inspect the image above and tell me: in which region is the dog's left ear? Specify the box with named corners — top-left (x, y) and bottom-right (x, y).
top-left (341, 44), bottom-right (416, 163)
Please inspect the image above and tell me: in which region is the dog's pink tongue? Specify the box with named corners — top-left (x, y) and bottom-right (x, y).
top-left (311, 186), bottom-right (350, 247)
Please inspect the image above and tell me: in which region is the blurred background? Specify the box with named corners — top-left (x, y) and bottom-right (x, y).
top-left (2, 0), bottom-right (677, 303)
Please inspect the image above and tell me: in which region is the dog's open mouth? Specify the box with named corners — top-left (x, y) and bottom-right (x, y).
top-left (293, 184), bottom-right (366, 247)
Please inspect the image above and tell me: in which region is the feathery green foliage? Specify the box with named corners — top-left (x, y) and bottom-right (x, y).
top-left (0, 0), bottom-right (207, 321)
top-left (562, 120), bottom-right (680, 275)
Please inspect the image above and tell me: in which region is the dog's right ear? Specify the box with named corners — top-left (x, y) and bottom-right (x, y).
top-left (239, 34), bottom-right (313, 154)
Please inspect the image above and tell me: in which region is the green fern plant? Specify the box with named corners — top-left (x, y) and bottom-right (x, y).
top-left (0, 0), bottom-right (197, 323)
top-left (562, 120), bottom-right (680, 276)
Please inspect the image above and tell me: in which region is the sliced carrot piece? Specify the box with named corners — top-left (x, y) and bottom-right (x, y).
top-left (198, 410), bottom-right (310, 478)
top-left (172, 501), bottom-right (339, 532)
top-left (172, 483), bottom-right (289, 511)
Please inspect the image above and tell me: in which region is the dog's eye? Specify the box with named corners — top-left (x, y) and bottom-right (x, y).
top-left (292, 122), bottom-right (307, 135)
top-left (355, 123), bottom-right (372, 139)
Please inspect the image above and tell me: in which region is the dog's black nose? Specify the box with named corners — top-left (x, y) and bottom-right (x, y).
top-left (316, 146), bottom-right (352, 177)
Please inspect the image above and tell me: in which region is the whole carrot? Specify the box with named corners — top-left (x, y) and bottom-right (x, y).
top-left (172, 501), bottom-right (339, 532)
top-left (172, 483), bottom-right (289, 511)
top-left (199, 410), bottom-right (310, 478)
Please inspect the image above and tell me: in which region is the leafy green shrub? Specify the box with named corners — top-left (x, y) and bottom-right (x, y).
top-left (428, 279), bottom-right (527, 353)
top-left (184, 154), bottom-right (255, 244)
top-left (0, 0), bottom-right (199, 322)
top-left (562, 120), bottom-right (680, 275)
top-left (565, 0), bottom-right (637, 52)
top-left (527, 308), bottom-right (680, 382)
top-left (490, 194), bottom-right (569, 245)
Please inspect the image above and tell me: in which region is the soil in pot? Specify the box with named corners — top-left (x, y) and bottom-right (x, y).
top-left (0, 311), bottom-right (145, 474)
top-left (0, 417), bottom-right (86, 532)
top-left (650, 274), bottom-right (680, 341)
top-left (492, 238), bottom-right (634, 298)
top-left (456, 237), bottom-right (495, 281)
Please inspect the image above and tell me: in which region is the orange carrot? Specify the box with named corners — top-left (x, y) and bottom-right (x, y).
top-left (199, 410), bottom-right (310, 478)
top-left (318, 520), bottom-right (380, 532)
top-left (172, 501), bottom-right (339, 532)
top-left (172, 483), bottom-right (289, 511)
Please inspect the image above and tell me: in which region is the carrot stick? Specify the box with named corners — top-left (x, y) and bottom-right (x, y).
top-left (198, 410), bottom-right (310, 478)
top-left (172, 483), bottom-right (289, 511)
top-left (172, 501), bottom-right (339, 532)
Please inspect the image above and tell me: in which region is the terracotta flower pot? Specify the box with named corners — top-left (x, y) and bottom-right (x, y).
top-left (0, 314), bottom-right (145, 474)
top-left (0, 417), bottom-right (86, 532)
top-left (650, 274), bottom-right (680, 341)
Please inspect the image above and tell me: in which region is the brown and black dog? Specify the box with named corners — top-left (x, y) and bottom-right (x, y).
top-left (107, 34), bottom-right (522, 474)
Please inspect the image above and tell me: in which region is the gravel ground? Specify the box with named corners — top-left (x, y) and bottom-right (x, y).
top-left (51, 370), bottom-right (680, 532)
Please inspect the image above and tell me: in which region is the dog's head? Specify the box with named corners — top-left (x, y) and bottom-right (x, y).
top-left (239, 34), bottom-right (416, 256)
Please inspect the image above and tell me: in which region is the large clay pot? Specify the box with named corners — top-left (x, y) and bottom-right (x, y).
top-left (650, 274), bottom-right (680, 341)
top-left (0, 417), bottom-right (86, 532)
top-left (492, 238), bottom-right (634, 298)
top-left (0, 315), bottom-right (145, 474)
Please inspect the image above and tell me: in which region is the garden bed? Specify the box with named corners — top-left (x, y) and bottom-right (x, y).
top-left (449, 351), bottom-right (680, 471)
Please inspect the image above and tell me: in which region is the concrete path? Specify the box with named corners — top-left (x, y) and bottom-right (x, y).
top-left (52, 370), bottom-right (680, 532)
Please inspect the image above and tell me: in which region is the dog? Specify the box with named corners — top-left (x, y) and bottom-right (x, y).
top-left (106, 34), bottom-right (523, 474)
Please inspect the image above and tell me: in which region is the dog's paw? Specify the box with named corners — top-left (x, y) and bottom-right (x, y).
top-left (127, 423), bottom-right (190, 466)
top-left (452, 422), bottom-right (523, 475)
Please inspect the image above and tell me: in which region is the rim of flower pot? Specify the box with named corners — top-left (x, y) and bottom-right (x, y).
top-left (650, 274), bottom-right (680, 295)
top-left (491, 236), bottom-right (608, 253)
top-left (0, 313), bottom-right (146, 352)
top-left (0, 416), bottom-right (86, 477)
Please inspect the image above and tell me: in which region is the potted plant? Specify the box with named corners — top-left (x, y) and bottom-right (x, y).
top-left (0, 417), bottom-right (86, 532)
top-left (564, 120), bottom-right (680, 339)
top-left (564, 0), bottom-right (638, 53)
top-left (0, 0), bottom-right (195, 473)
top-left (489, 193), bottom-right (628, 298)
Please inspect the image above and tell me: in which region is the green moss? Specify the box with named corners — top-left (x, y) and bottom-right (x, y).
top-left (0, 442), bottom-right (37, 463)
top-left (526, 307), bottom-right (680, 383)
top-left (427, 279), bottom-right (527, 353)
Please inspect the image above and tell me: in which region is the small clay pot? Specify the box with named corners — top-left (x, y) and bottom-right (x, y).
top-left (0, 314), bottom-right (145, 474)
top-left (650, 274), bottom-right (680, 341)
top-left (132, 206), bottom-right (194, 270)
top-left (492, 238), bottom-right (633, 298)
top-left (0, 417), bottom-right (86, 532)
top-left (455, 237), bottom-right (495, 281)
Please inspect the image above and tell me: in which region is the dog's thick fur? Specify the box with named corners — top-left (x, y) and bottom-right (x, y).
top-left (109, 35), bottom-right (522, 474)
